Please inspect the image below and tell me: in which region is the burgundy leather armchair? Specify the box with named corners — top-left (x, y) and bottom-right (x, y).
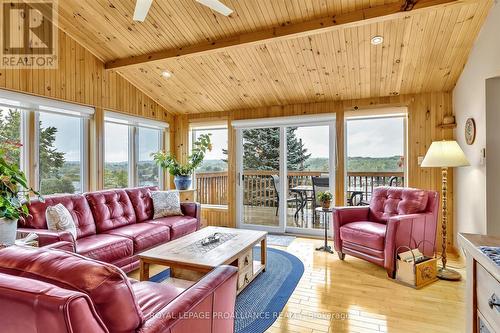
top-left (0, 246), bottom-right (238, 333)
top-left (333, 187), bottom-right (439, 277)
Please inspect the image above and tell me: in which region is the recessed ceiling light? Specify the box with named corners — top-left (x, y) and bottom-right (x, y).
top-left (371, 36), bottom-right (384, 45)
top-left (161, 70), bottom-right (172, 79)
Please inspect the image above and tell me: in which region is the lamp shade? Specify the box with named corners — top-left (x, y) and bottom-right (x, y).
top-left (421, 140), bottom-right (470, 168)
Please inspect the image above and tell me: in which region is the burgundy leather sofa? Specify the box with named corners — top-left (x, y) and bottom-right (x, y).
top-left (0, 246), bottom-right (238, 333)
top-left (18, 186), bottom-right (201, 273)
top-left (333, 186), bottom-right (439, 277)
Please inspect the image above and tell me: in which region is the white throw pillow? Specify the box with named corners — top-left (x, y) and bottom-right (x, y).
top-left (46, 203), bottom-right (77, 239)
top-left (151, 190), bottom-right (184, 219)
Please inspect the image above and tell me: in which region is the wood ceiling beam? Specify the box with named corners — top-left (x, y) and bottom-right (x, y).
top-left (104, 0), bottom-right (475, 70)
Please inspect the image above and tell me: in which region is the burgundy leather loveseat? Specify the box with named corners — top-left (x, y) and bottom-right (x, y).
top-left (0, 245), bottom-right (238, 333)
top-left (333, 186), bottom-right (439, 277)
top-left (18, 186), bottom-right (200, 273)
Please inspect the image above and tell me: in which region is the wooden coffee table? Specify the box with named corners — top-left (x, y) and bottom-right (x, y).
top-left (139, 227), bottom-right (267, 293)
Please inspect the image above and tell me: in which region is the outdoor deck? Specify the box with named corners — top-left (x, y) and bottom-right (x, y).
top-left (243, 206), bottom-right (324, 230)
top-left (196, 170), bottom-right (404, 230)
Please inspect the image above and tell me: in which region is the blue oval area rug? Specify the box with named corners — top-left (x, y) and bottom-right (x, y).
top-left (149, 247), bottom-right (304, 333)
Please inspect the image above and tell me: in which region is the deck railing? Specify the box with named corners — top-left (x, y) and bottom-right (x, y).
top-left (194, 170), bottom-right (404, 206)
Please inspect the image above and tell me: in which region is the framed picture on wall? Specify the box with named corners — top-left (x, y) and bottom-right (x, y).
top-left (465, 118), bottom-right (476, 145)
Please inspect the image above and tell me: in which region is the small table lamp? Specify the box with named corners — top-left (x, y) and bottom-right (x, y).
top-left (421, 140), bottom-right (470, 281)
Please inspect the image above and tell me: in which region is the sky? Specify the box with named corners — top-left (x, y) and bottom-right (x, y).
top-left (104, 123), bottom-right (160, 163)
top-left (40, 112), bottom-right (81, 162)
top-left (347, 117), bottom-right (405, 158)
top-left (195, 118), bottom-right (404, 162)
top-left (35, 113), bottom-right (404, 163)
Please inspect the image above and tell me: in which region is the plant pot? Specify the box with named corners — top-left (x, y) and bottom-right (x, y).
top-left (321, 200), bottom-right (331, 209)
top-left (174, 175), bottom-right (192, 190)
top-left (0, 218), bottom-right (17, 246)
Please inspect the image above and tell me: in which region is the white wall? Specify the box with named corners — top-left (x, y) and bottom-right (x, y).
top-left (453, 1), bottom-right (500, 241)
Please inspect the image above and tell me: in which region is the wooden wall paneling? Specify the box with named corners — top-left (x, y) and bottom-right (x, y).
top-left (200, 205), bottom-right (230, 228)
top-left (335, 103), bottom-right (345, 206)
top-left (89, 107), bottom-right (104, 191)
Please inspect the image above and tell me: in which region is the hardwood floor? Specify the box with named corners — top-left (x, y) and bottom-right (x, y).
top-left (129, 237), bottom-right (465, 333)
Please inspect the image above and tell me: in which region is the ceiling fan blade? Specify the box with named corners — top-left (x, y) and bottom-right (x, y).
top-left (196, 0), bottom-right (233, 16)
top-left (133, 0), bottom-right (153, 22)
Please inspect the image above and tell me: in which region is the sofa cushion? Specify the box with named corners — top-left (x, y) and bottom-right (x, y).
top-left (76, 234), bottom-right (134, 263)
top-left (340, 221), bottom-right (387, 251)
top-left (126, 186), bottom-right (158, 222)
top-left (131, 280), bottom-right (184, 320)
top-left (149, 216), bottom-right (198, 240)
top-left (104, 223), bottom-right (171, 252)
top-left (20, 194), bottom-right (96, 239)
top-left (369, 187), bottom-right (429, 223)
top-left (0, 246), bottom-right (144, 333)
top-left (85, 189), bottom-right (137, 233)
top-left (151, 190), bottom-right (184, 219)
top-left (46, 203), bottom-right (77, 239)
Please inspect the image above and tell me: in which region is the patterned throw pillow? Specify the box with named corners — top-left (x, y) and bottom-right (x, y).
top-left (151, 190), bottom-right (184, 219)
top-left (46, 203), bottom-right (77, 239)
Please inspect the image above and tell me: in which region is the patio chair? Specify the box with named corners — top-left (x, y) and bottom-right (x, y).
top-left (271, 175), bottom-right (299, 217)
top-left (347, 191), bottom-right (365, 206)
top-left (311, 176), bottom-right (330, 223)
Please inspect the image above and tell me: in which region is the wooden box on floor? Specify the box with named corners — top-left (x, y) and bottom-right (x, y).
top-left (396, 257), bottom-right (438, 289)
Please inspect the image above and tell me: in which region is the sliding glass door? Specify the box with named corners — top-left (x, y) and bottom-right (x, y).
top-left (236, 117), bottom-right (335, 236)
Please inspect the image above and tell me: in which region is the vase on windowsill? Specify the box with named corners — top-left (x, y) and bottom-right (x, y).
top-left (0, 218), bottom-right (17, 246)
top-left (174, 175), bottom-right (192, 190)
top-left (152, 133), bottom-right (212, 191)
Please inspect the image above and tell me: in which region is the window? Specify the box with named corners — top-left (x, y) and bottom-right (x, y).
top-left (38, 112), bottom-right (85, 195)
top-left (104, 122), bottom-right (130, 189)
top-left (0, 106), bottom-right (22, 168)
top-left (190, 126), bottom-right (228, 205)
top-left (0, 89), bottom-right (93, 194)
top-left (137, 127), bottom-right (161, 187)
top-left (345, 113), bottom-right (407, 203)
top-left (104, 112), bottom-right (166, 189)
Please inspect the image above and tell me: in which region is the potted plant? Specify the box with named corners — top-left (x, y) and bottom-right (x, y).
top-left (317, 191), bottom-right (333, 209)
top-left (0, 141), bottom-right (41, 245)
top-left (152, 134), bottom-right (212, 190)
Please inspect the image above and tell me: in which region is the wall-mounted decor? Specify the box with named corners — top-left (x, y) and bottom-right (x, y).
top-left (465, 118), bottom-right (476, 145)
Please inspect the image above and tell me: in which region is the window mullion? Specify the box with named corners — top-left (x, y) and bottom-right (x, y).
top-left (129, 126), bottom-right (137, 188)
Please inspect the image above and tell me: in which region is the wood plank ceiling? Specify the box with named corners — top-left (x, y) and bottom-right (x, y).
top-left (55, 0), bottom-right (492, 114)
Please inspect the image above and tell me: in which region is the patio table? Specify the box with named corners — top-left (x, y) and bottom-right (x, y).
top-left (290, 185), bottom-right (313, 218)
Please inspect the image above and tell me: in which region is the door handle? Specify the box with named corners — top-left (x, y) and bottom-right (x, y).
top-left (488, 293), bottom-right (500, 312)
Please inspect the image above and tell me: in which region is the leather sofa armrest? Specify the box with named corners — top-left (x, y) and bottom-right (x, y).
top-left (0, 273), bottom-right (108, 333)
top-left (333, 206), bottom-right (370, 251)
top-left (181, 202), bottom-right (201, 229)
top-left (384, 213), bottom-right (436, 277)
top-left (139, 265), bottom-right (238, 333)
top-left (333, 206), bottom-right (370, 226)
top-left (42, 240), bottom-right (75, 252)
top-left (17, 228), bottom-right (75, 247)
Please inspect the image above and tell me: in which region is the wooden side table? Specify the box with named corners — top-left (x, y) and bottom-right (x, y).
top-left (315, 207), bottom-right (333, 253)
top-left (178, 189), bottom-right (196, 202)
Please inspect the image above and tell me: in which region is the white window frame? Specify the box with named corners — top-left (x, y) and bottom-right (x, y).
top-left (104, 111), bottom-right (168, 189)
top-left (0, 89), bottom-right (93, 194)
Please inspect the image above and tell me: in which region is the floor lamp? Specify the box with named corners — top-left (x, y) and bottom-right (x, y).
top-left (421, 140), bottom-right (470, 281)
